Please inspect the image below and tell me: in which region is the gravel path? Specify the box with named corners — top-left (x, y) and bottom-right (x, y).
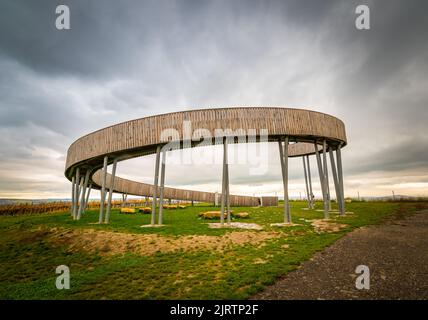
top-left (252, 210), bottom-right (428, 300)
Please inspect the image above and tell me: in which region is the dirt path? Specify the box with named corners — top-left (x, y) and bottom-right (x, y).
top-left (252, 210), bottom-right (428, 300)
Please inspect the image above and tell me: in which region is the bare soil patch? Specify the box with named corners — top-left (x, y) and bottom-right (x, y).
top-left (208, 222), bottom-right (262, 230)
top-left (270, 222), bottom-right (300, 227)
top-left (310, 219), bottom-right (348, 233)
top-left (44, 227), bottom-right (280, 256)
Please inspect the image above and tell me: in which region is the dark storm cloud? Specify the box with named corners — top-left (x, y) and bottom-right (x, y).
top-left (294, 0), bottom-right (428, 178)
top-left (1, 0), bottom-right (267, 78)
top-left (0, 59), bottom-right (76, 135)
top-left (0, 0), bottom-right (347, 79)
top-left (0, 0), bottom-right (156, 77)
top-left (346, 136), bottom-right (428, 175)
top-left (0, 0), bottom-right (427, 197)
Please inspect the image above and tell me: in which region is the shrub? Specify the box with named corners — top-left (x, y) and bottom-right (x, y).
top-left (140, 207), bottom-right (152, 214)
top-left (120, 207), bottom-right (136, 214)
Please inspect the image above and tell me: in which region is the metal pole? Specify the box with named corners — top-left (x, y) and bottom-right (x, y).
top-left (99, 156), bottom-right (108, 223)
top-left (122, 193), bottom-right (128, 208)
top-left (151, 146), bottom-right (161, 225)
top-left (77, 170), bottom-right (90, 220)
top-left (71, 176), bottom-right (75, 216)
top-left (329, 148), bottom-right (342, 213)
top-left (283, 136), bottom-right (291, 223)
top-left (73, 168), bottom-right (80, 219)
top-left (121, 193), bottom-right (126, 208)
top-left (306, 155), bottom-right (314, 209)
top-left (322, 140), bottom-right (330, 217)
top-left (73, 171), bottom-right (79, 218)
top-left (278, 137), bottom-right (290, 223)
top-left (84, 183), bottom-right (92, 211)
top-left (303, 156), bottom-right (311, 208)
top-left (314, 142), bottom-right (328, 218)
top-left (158, 147), bottom-right (167, 225)
top-left (336, 146), bottom-right (345, 215)
top-left (226, 158), bottom-right (231, 224)
top-left (220, 137), bottom-right (227, 226)
top-left (105, 158), bottom-right (118, 224)
top-left (77, 176), bottom-right (83, 219)
top-left (323, 140), bottom-right (331, 211)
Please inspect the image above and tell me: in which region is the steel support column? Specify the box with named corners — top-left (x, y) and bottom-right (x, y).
top-left (151, 146), bottom-right (161, 225)
top-left (71, 176), bottom-right (76, 216)
top-left (283, 136), bottom-right (291, 223)
top-left (303, 156), bottom-right (311, 209)
top-left (279, 137), bottom-right (291, 223)
top-left (336, 145), bottom-right (345, 215)
top-left (323, 140), bottom-right (331, 212)
top-left (76, 176), bottom-right (83, 219)
top-left (98, 156), bottom-right (108, 223)
top-left (329, 148), bottom-right (342, 213)
top-left (306, 155), bottom-right (314, 209)
top-left (73, 168), bottom-right (80, 219)
top-left (314, 142), bottom-right (328, 218)
top-left (105, 158), bottom-right (118, 224)
top-left (83, 183), bottom-right (92, 211)
top-left (220, 137), bottom-right (228, 226)
top-left (226, 158), bottom-right (231, 224)
top-left (121, 193), bottom-right (127, 208)
top-left (77, 170), bottom-right (90, 220)
top-left (158, 147), bottom-right (166, 225)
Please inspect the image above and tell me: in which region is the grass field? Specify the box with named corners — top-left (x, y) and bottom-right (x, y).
top-left (0, 200), bottom-right (425, 299)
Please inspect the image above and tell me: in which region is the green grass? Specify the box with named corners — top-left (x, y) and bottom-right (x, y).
top-left (0, 201), bottom-right (425, 299)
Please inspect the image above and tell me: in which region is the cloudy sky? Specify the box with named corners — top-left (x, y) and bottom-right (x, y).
top-left (0, 0), bottom-right (427, 199)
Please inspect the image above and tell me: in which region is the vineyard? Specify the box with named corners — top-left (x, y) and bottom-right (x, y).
top-left (0, 199), bottom-right (193, 216)
top-left (0, 202), bottom-right (72, 216)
